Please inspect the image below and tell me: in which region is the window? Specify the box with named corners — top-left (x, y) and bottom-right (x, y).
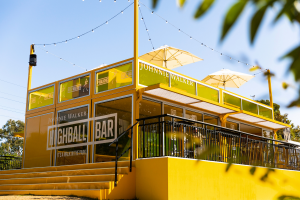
top-left (197, 84), bottom-right (219, 102)
top-left (96, 62), bottom-right (132, 93)
top-left (226, 121), bottom-right (239, 130)
top-left (28, 86), bottom-right (54, 110)
top-left (55, 106), bottom-right (89, 166)
top-left (164, 104), bottom-right (183, 122)
top-left (185, 110), bottom-right (203, 127)
top-left (59, 75), bottom-right (90, 102)
top-left (94, 96), bottom-right (132, 162)
top-left (139, 99), bottom-right (162, 123)
top-left (139, 62), bottom-right (169, 87)
top-left (204, 114), bottom-right (218, 130)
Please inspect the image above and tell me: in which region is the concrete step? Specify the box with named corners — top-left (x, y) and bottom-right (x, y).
top-left (0, 174), bottom-right (123, 185)
top-left (0, 181), bottom-right (111, 190)
top-left (0, 160), bottom-right (131, 175)
top-left (0, 189), bottom-right (106, 199)
top-left (0, 167), bottom-right (128, 180)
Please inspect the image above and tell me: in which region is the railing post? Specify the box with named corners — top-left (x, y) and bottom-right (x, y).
top-left (239, 133), bottom-right (242, 164)
top-left (246, 135), bottom-right (249, 165)
top-left (143, 120), bottom-right (145, 158)
top-left (130, 127), bottom-right (133, 172)
top-left (115, 140), bottom-right (118, 187)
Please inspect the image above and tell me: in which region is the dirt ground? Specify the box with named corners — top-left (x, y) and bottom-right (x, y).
top-left (0, 196), bottom-right (96, 200)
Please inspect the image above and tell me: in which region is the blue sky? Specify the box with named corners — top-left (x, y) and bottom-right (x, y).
top-left (0, 0), bottom-right (299, 128)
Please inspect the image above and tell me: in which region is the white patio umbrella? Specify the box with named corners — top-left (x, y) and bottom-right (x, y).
top-left (202, 69), bottom-right (254, 89)
top-left (139, 45), bottom-right (203, 69)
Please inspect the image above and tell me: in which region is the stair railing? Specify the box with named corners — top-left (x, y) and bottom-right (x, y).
top-left (109, 121), bottom-right (139, 187)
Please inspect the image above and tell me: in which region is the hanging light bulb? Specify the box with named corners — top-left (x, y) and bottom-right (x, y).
top-left (65, 40), bottom-right (67, 43)
top-left (60, 58), bottom-right (62, 60)
top-left (141, 18), bottom-right (143, 20)
top-left (99, 0), bottom-right (101, 2)
top-left (190, 36), bottom-right (192, 39)
top-left (151, 11), bottom-right (154, 14)
top-left (128, 0), bottom-right (130, 2)
top-left (178, 29), bottom-right (180, 32)
top-left (220, 53), bottom-right (222, 56)
top-left (46, 51), bottom-right (48, 53)
top-left (121, 11), bottom-right (123, 14)
top-left (201, 43), bottom-right (203, 45)
top-left (92, 29), bottom-right (94, 32)
top-left (54, 43), bottom-right (56, 46)
top-left (106, 21), bottom-right (108, 24)
top-left (44, 44), bottom-right (45, 47)
top-left (78, 36), bottom-right (80, 38)
top-left (211, 48), bottom-right (214, 51)
top-left (146, 29), bottom-right (148, 31)
top-left (166, 21), bottom-right (168, 23)
top-left (114, 0), bottom-right (116, 2)
top-left (238, 60), bottom-right (240, 63)
top-left (149, 39), bottom-right (151, 41)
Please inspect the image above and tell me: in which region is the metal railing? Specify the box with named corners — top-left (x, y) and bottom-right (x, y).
top-left (0, 156), bottom-right (22, 170)
top-left (109, 121), bottom-right (138, 187)
top-left (137, 114), bottom-right (300, 170)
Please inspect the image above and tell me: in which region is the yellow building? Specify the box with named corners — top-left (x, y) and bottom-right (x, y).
top-left (1, 2), bottom-right (300, 200)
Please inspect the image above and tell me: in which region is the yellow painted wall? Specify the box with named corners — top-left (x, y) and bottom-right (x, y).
top-left (136, 158), bottom-right (168, 200)
top-left (136, 157), bottom-right (300, 200)
top-left (24, 113), bottom-right (54, 168)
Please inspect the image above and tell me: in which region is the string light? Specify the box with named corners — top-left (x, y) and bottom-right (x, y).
top-left (36, 46), bottom-right (87, 71)
top-left (35, 2), bottom-right (134, 46)
top-left (140, 2), bottom-right (259, 72)
top-left (139, 6), bottom-right (155, 50)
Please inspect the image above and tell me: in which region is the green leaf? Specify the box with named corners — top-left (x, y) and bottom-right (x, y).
top-left (250, 5), bottom-right (268, 43)
top-left (282, 46), bottom-right (300, 81)
top-left (152, 0), bottom-right (159, 8)
top-left (274, 0), bottom-right (294, 23)
top-left (177, 0), bottom-right (186, 7)
top-left (194, 0), bottom-right (215, 19)
top-left (250, 166), bottom-right (256, 175)
top-left (221, 0), bottom-right (248, 41)
top-left (277, 195), bottom-right (300, 200)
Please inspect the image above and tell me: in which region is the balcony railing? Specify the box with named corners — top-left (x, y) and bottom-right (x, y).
top-left (137, 114), bottom-right (300, 170)
top-left (0, 156), bottom-right (22, 170)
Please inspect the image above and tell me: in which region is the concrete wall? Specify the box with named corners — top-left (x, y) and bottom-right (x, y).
top-left (136, 157), bottom-right (300, 200)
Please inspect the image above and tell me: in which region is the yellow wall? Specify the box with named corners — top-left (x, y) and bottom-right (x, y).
top-left (24, 113), bottom-right (54, 168)
top-left (136, 157), bottom-right (300, 200)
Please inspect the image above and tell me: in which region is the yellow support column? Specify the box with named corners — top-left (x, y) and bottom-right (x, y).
top-left (267, 69), bottom-right (274, 119)
top-left (134, 0), bottom-right (139, 159)
top-left (27, 44), bottom-right (34, 91)
top-left (23, 44), bottom-right (34, 168)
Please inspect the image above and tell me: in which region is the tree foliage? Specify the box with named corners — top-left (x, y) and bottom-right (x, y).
top-left (257, 99), bottom-right (300, 141)
top-left (151, 0), bottom-right (300, 107)
top-left (0, 119), bottom-right (24, 156)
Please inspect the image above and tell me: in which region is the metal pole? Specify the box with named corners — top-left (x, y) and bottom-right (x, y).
top-left (115, 140), bottom-right (118, 187)
top-left (130, 127), bottom-right (133, 172)
top-left (267, 69), bottom-right (274, 119)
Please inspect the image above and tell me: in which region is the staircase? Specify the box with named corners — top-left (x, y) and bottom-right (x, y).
top-left (0, 161), bottom-right (136, 200)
